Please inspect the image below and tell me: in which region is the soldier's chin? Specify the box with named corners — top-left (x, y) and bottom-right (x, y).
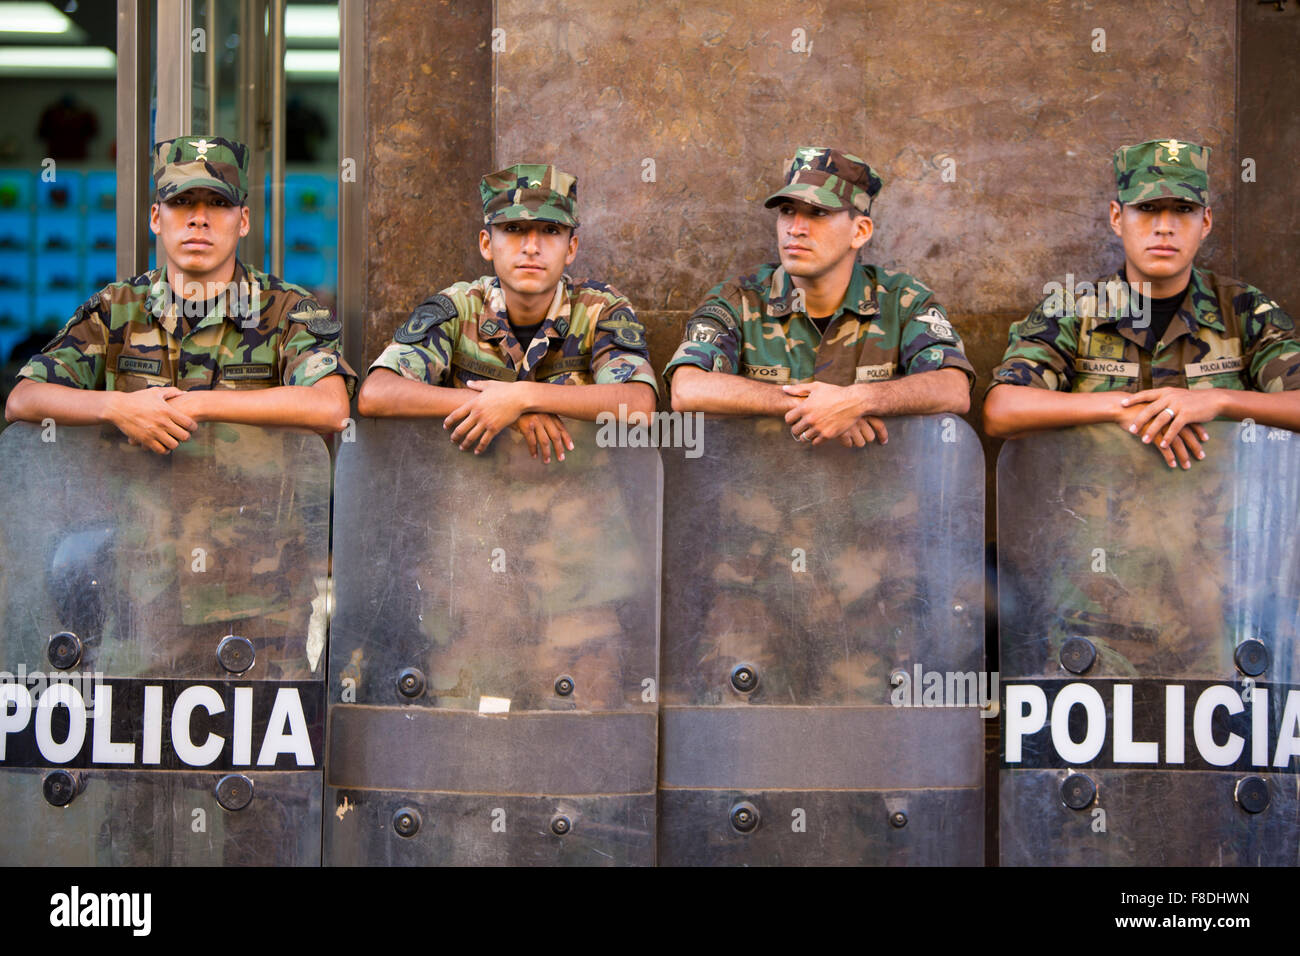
top-left (170, 252), bottom-right (212, 272)
top-left (780, 257), bottom-right (819, 278)
top-left (508, 272), bottom-right (552, 291)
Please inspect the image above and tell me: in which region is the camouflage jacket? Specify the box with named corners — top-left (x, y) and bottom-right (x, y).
top-left (19, 261), bottom-right (356, 395)
top-left (368, 274), bottom-right (659, 394)
top-left (990, 267), bottom-right (1300, 393)
top-left (663, 262), bottom-right (975, 387)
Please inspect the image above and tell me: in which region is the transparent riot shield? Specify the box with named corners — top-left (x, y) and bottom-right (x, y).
top-left (0, 422), bottom-right (331, 866)
top-left (325, 419), bottom-right (661, 865)
top-left (998, 421), bottom-right (1300, 865)
top-left (659, 415), bottom-right (985, 865)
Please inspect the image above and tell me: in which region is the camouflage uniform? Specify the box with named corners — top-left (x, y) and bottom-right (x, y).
top-left (991, 139), bottom-right (1300, 395)
top-left (990, 268), bottom-right (1300, 394)
top-left (369, 163), bottom-right (658, 396)
top-left (664, 148), bottom-right (974, 388)
top-left (20, 261), bottom-right (356, 395)
top-left (369, 276), bottom-right (657, 393)
top-left (19, 136), bottom-right (356, 396)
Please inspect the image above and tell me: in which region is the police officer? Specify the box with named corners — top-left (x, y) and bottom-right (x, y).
top-left (664, 146), bottom-right (973, 445)
top-left (984, 138), bottom-right (1300, 465)
top-left (4, 136), bottom-right (354, 453)
top-left (357, 163), bottom-right (659, 462)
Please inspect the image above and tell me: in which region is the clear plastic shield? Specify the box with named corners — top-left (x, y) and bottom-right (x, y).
top-left (998, 421), bottom-right (1300, 865)
top-left (659, 415), bottom-right (986, 865)
top-left (325, 418), bottom-right (661, 866)
top-left (0, 422), bottom-right (331, 866)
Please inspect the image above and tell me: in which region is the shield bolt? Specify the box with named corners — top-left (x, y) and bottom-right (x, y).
top-left (393, 807), bottom-right (421, 837)
top-left (1234, 640), bottom-right (1269, 677)
top-left (889, 810), bottom-right (908, 828)
top-left (550, 814), bottom-right (572, 836)
top-left (1060, 637), bottom-right (1096, 675)
top-left (1235, 776), bottom-right (1269, 814)
top-left (397, 667), bottom-right (425, 699)
top-left (43, 770), bottom-right (80, 807)
top-left (554, 676), bottom-right (574, 697)
top-left (216, 635), bottom-right (255, 674)
top-left (215, 773), bottom-right (254, 811)
top-left (729, 801), bottom-right (759, 833)
top-left (1061, 773), bottom-right (1097, 810)
top-left (47, 631), bottom-right (82, 670)
top-left (730, 664), bottom-right (759, 694)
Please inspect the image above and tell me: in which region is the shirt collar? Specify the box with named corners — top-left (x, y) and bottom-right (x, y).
top-left (480, 274), bottom-right (573, 341)
top-left (1091, 266), bottom-right (1221, 339)
top-left (764, 263), bottom-right (872, 321)
top-left (147, 260), bottom-right (257, 336)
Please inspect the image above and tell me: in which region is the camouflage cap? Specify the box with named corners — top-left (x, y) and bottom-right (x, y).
top-left (480, 163), bottom-right (579, 228)
top-left (1113, 138), bottom-right (1211, 206)
top-left (152, 136), bottom-right (249, 205)
top-left (763, 147), bottom-right (883, 215)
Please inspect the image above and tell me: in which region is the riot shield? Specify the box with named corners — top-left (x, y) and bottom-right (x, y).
top-left (659, 415), bottom-right (986, 865)
top-left (998, 421), bottom-right (1300, 865)
top-left (325, 418), bottom-right (661, 865)
top-left (0, 422), bottom-right (330, 865)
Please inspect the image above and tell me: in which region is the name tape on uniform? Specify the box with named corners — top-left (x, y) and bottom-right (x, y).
top-left (1185, 357), bottom-right (1244, 378)
top-left (1074, 358), bottom-right (1139, 378)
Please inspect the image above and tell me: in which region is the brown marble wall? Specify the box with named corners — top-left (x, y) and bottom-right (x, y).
top-left (362, 0), bottom-right (493, 361)
top-left (1237, 1), bottom-right (1300, 318)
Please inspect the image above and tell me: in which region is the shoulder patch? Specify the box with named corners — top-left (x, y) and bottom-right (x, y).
top-left (1256, 300), bottom-right (1295, 331)
top-left (597, 306), bottom-right (647, 350)
top-left (1017, 310), bottom-right (1051, 338)
top-left (394, 293), bottom-right (458, 344)
top-left (690, 301), bottom-right (740, 332)
top-left (289, 298), bottom-right (342, 336)
top-left (915, 305), bottom-right (956, 343)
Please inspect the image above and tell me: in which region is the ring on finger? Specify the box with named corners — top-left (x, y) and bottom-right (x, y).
top-left (1164, 408), bottom-right (1176, 417)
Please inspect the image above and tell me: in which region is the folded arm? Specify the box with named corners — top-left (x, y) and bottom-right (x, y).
top-left (984, 382), bottom-right (1214, 470)
top-left (668, 366), bottom-right (798, 416)
top-left (168, 376), bottom-right (350, 434)
top-left (6, 375), bottom-right (349, 453)
top-left (982, 382), bottom-right (1128, 439)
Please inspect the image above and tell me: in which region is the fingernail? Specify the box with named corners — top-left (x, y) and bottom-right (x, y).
top-left (1129, 425), bottom-right (1137, 433)
top-left (1198, 451), bottom-right (1205, 459)
top-left (1160, 441), bottom-right (1168, 448)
